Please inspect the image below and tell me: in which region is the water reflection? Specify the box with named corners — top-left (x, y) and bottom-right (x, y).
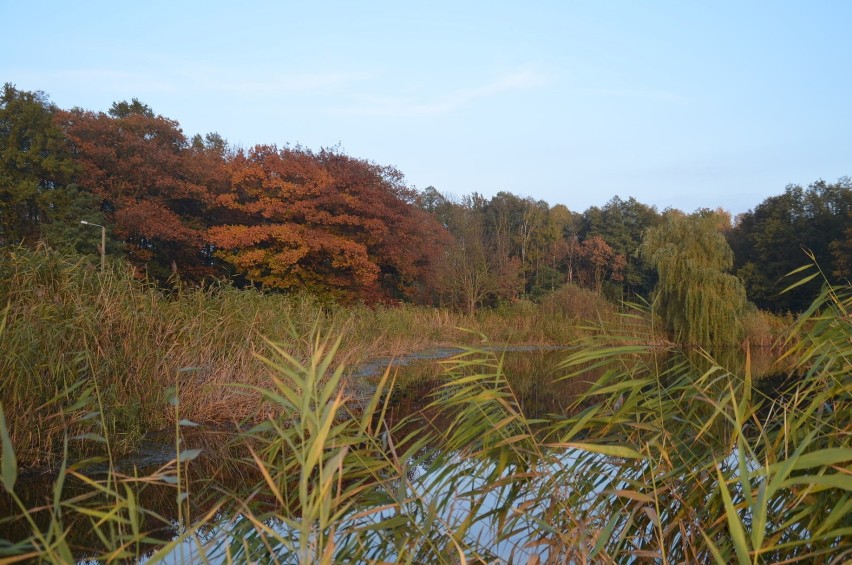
top-left (1, 346), bottom-right (793, 563)
top-left (385, 348), bottom-right (595, 419)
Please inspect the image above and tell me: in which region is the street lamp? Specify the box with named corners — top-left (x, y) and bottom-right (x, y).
top-left (80, 220), bottom-right (106, 271)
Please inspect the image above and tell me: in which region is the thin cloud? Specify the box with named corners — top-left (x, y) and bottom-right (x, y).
top-left (333, 68), bottom-right (548, 117)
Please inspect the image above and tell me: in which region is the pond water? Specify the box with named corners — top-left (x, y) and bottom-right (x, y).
top-left (145, 451), bottom-right (582, 564)
top-left (1, 345), bottom-right (791, 563)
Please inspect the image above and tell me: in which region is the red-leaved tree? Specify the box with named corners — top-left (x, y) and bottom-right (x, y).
top-left (60, 101), bottom-right (214, 280)
top-left (208, 145), bottom-right (448, 302)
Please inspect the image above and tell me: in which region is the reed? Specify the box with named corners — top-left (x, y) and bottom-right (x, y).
top-left (1, 248), bottom-right (847, 563)
top-left (0, 246), bottom-right (603, 469)
top-left (545, 272), bottom-right (851, 562)
top-left (741, 306), bottom-right (793, 349)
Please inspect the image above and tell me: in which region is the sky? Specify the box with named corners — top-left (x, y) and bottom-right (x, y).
top-left (2, 1), bottom-right (850, 216)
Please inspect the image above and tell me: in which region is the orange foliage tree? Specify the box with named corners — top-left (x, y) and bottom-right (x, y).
top-left (578, 235), bottom-right (626, 294)
top-left (59, 100), bottom-right (214, 280)
top-left (208, 146), bottom-right (448, 302)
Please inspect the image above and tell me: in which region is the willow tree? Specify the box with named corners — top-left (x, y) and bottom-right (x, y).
top-left (640, 211), bottom-right (746, 347)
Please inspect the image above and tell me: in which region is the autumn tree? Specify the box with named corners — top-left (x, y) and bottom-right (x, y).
top-left (482, 192), bottom-right (557, 297)
top-left (483, 192), bottom-right (531, 298)
top-left (581, 196), bottom-right (661, 299)
top-left (208, 146), bottom-right (448, 302)
top-left (318, 150), bottom-right (450, 301)
top-left (641, 211), bottom-right (747, 347)
top-left (578, 235), bottom-right (626, 294)
top-left (60, 101), bottom-right (214, 280)
top-left (442, 194), bottom-right (519, 313)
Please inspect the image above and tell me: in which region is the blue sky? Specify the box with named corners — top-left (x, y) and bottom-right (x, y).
top-left (2, 1), bottom-right (850, 215)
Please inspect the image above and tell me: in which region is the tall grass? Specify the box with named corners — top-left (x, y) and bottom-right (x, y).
top-left (2, 248), bottom-right (847, 563)
top-left (0, 246), bottom-right (609, 469)
top-left (741, 306), bottom-right (793, 349)
top-left (0, 245), bottom-right (278, 467)
top-left (221, 273), bottom-right (848, 563)
top-left (0, 370), bottom-right (219, 563)
top-left (545, 269), bottom-right (851, 562)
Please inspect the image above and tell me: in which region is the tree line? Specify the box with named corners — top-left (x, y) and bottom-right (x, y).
top-left (2, 83), bottom-right (850, 312)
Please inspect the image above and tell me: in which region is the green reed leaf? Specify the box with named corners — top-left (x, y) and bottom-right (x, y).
top-left (716, 467), bottom-right (751, 565)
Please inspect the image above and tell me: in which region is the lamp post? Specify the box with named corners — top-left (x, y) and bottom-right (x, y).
top-left (80, 221), bottom-right (106, 271)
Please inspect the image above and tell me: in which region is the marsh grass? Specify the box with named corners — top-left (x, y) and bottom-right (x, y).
top-left (741, 307), bottom-right (793, 349)
top-left (385, 348), bottom-right (597, 423)
top-left (1, 248), bottom-right (848, 563)
top-left (0, 370), bottom-right (218, 564)
top-left (0, 246), bottom-right (602, 469)
top-left (546, 269), bottom-right (851, 563)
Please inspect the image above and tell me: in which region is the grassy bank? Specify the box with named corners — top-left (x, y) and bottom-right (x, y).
top-left (0, 268), bottom-right (848, 563)
top-left (0, 246), bottom-right (632, 469)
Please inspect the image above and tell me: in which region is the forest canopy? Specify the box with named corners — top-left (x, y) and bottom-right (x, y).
top-left (1, 82), bottom-right (849, 311)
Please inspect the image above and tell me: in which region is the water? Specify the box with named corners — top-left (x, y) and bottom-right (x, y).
top-left (2, 346), bottom-right (790, 563)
